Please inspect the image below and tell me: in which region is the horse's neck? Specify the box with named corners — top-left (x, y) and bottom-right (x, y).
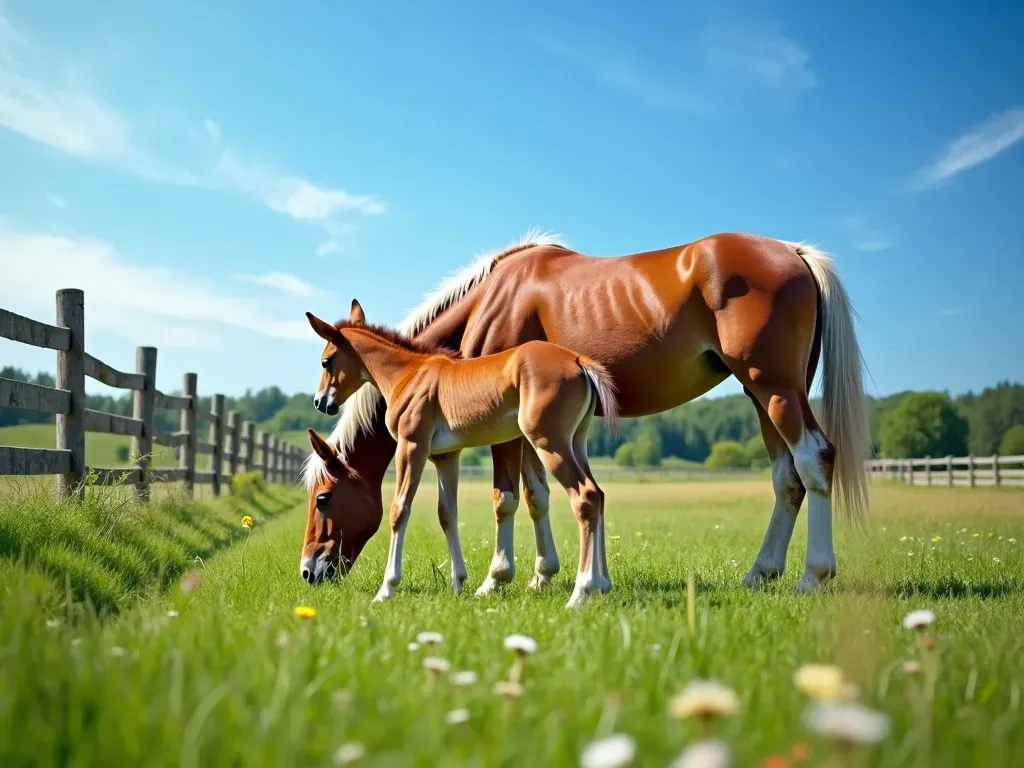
top-left (343, 330), bottom-right (421, 403)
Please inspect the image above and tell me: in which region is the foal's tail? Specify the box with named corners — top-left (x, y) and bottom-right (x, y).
top-left (792, 242), bottom-right (871, 527)
top-left (576, 355), bottom-right (620, 436)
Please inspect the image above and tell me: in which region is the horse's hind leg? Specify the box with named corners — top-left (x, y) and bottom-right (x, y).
top-left (742, 387), bottom-right (806, 588)
top-left (521, 441), bottom-right (561, 590)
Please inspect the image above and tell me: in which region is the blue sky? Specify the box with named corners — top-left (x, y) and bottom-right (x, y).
top-left (2, 0), bottom-right (1022, 404)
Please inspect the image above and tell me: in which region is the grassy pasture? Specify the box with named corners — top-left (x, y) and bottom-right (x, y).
top-left (1, 476), bottom-right (1022, 767)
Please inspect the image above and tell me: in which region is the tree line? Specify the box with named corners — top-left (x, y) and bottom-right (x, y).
top-left (2, 365), bottom-right (1021, 468)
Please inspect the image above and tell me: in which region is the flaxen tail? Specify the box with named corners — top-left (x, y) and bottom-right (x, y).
top-left (790, 242), bottom-right (871, 526)
top-left (576, 355), bottom-right (620, 436)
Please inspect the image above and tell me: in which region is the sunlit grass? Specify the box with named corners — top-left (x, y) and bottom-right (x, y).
top-left (1, 478), bottom-right (1021, 766)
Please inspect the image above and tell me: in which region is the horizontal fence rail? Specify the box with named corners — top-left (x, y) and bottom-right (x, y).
top-left (1, 289), bottom-right (304, 501)
top-left (865, 454), bottom-right (1024, 488)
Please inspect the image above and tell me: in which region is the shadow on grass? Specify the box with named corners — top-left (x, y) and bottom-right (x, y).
top-left (0, 485), bottom-right (300, 619)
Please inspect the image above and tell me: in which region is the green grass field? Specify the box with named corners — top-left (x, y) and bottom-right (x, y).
top-left (1, 476), bottom-right (1022, 767)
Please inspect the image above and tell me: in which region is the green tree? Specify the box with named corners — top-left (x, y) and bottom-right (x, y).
top-left (633, 425), bottom-right (663, 467)
top-left (705, 440), bottom-right (750, 469)
top-left (744, 435), bottom-right (770, 469)
top-left (461, 448), bottom-right (483, 467)
top-left (614, 442), bottom-right (635, 467)
top-left (999, 424), bottom-right (1024, 456)
top-left (877, 391), bottom-right (969, 458)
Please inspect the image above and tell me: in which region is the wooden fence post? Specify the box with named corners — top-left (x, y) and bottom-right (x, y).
top-left (131, 346), bottom-right (157, 502)
top-left (242, 421), bottom-right (255, 472)
top-left (209, 393), bottom-right (225, 497)
top-left (55, 288), bottom-right (86, 501)
top-left (925, 456), bottom-right (931, 486)
top-left (227, 411), bottom-right (240, 478)
top-left (967, 455), bottom-right (975, 488)
top-left (260, 432), bottom-right (270, 482)
top-left (180, 372), bottom-right (197, 498)
top-left (271, 438), bottom-right (281, 484)
top-left (947, 455), bottom-right (953, 486)
top-left (907, 459), bottom-right (914, 486)
top-left (992, 453), bottom-right (1000, 487)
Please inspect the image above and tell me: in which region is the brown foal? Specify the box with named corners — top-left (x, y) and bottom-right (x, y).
top-left (304, 302), bottom-right (619, 608)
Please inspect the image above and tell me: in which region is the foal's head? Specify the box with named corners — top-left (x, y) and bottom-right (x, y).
top-left (300, 428), bottom-right (382, 583)
top-left (306, 300), bottom-right (369, 415)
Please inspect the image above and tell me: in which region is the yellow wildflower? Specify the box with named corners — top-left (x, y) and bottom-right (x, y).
top-left (794, 664), bottom-right (853, 701)
top-left (669, 679), bottom-right (740, 719)
top-left (242, 515), bottom-right (253, 528)
top-left (931, 536), bottom-right (941, 542)
top-left (294, 605), bottom-right (317, 619)
top-left (610, 535), bottom-right (622, 541)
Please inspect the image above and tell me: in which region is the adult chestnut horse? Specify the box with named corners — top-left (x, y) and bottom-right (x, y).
top-left (301, 230), bottom-right (869, 595)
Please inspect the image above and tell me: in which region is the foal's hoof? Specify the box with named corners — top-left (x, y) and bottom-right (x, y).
top-left (743, 565), bottom-right (783, 589)
top-left (599, 577), bottom-right (612, 594)
top-left (474, 576), bottom-right (504, 597)
top-left (527, 573), bottom-right (553, 591)
top-left (793, 565), bottom-right (836, 594)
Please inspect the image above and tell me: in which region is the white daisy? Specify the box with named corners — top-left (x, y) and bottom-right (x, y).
top-left (450, 670), bottom-right (478, 687)
top-left (803, 700), bottom-right (891, 744)
top-left (444, 708), bottom-right (470, 725)
top-left (332, 742), bottom-right (365, 765)
top-left (669, 738), bottom-right (732, 768)
top-left (902, 609), bottom-right (936, 630)
top-left (416, 631), bottom-right (444, 646)
top-left (669, 679), bottom-right (740, 719)
top-left (579, 733), bottom-right (637, 768)
top-left (423, 656), bottom-right (451, 674)
top-left (504, 634), bottom-right (538, 655)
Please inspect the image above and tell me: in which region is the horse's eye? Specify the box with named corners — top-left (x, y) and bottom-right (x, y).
top-left (316, 491), bottom-right (332, 509)
top-left (321, 356), bottom-right (331, 369)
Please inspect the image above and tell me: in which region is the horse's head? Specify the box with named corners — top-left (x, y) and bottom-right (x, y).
top-left (306, 299), bottom-right (368, 415)
top-left (299, 427), bottom-right (383, 584)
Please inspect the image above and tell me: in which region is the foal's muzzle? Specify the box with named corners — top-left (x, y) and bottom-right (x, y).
top-left (313, 389), bottom-right (339, 416)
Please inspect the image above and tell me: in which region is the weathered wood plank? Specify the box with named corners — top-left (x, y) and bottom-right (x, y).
top-left (194, 471), bottom-right (216, 484)
top-left (84, 409), bottom-right (145, 438)
top-left (84, 353), bottom-right (146, 391)
top-left (154, 391), bottom-right (191, 410)
top-left (150, 467), bottom-right (188, 482)
top-left (0, 307), bottom-right (71, 350)
top-left (195, 441), bottom-right (214, 455)
top-left (153, 430), bottom-right (188, 447)
top-left (194, 407), bottom-right (216, 422)
top-left (0, 446), bottom-right (72, 476)
top-left (0, 377), bottom-right (71, 415)
top-left (55, 289), bottom-right (86, 500)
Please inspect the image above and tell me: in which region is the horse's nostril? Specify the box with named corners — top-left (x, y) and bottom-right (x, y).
top-left (302, 568), bottom-right (311, 582)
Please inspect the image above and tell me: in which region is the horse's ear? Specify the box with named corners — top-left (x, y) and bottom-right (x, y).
top-left (306, 312), bottom-right (343, 345)
top-left (349, 299), bottom-right (366, 325)
top-left (308, 428), bottom-right (337, 463)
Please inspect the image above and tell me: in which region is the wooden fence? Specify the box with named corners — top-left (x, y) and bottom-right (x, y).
top-left (1, 288), bottom-right (305, 501)
top-left (865, 454), bottom-right (1024, 488)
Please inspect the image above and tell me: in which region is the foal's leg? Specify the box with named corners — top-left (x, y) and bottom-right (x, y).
top-left (475, 438), bottom-right (523, 596)
top-left (525, 433), bottom-right (603, 609)
top-left (521, 441), bottom-right (561, 590)
top-left (433, 451), bottom-right (468, 594)
top-left (742, 388), bottom-right (807, 588)
top-left (373, 437), bottom-right (429, 602)
top-left (570, 405), bottom-right (611, 593)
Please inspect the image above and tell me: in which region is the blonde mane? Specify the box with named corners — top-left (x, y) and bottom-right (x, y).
top-left (301, 228), bottom-right (567, 490)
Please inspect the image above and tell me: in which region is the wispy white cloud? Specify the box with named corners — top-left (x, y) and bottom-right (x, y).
top-left (233, 270), bottom-right (314, 297)
top-left (0, 222), bottom-right (317, 348)
top-left (46, 194), bottom-right (65, 207)
top-left (854, 239), bottom-right (893, 253)
top-left (0, 12), bottom-right (383, 235)
top-left (840, 213), bottom-right (893, 253)
top-left (317, 240), bottom-right (342, 256)
top-left (910, 107), bottom-right (1024, 190)
top-left (537, 17), bottom-right (814, 116)
top-left (703, 21), bottom-right (815, 92)
top-left (536, 36), bottom-right (707, 115)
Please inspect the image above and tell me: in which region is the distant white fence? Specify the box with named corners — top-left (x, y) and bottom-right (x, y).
top-left (865, 454), bottom-right (1024, 488)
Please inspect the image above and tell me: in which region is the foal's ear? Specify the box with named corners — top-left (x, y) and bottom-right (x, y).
top-left (308, 428), bottom-right (337, 464)
top-left (306, 312), bottom-right (343, 345)
top-left (349, 299), bottom-right (366, 325)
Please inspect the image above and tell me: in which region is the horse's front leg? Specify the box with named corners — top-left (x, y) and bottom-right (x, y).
top-left (475, 439), bottom-right (523, 596)
top-left (433, 451), bottom-right (468, 594)
top-left (373, 436), bottom-right (429, 602)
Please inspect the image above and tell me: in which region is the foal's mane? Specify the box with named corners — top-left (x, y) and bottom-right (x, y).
top-left (332, 319), bottom-right (461, 359)
top-left (302, 228), bottom-right (567, 490)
